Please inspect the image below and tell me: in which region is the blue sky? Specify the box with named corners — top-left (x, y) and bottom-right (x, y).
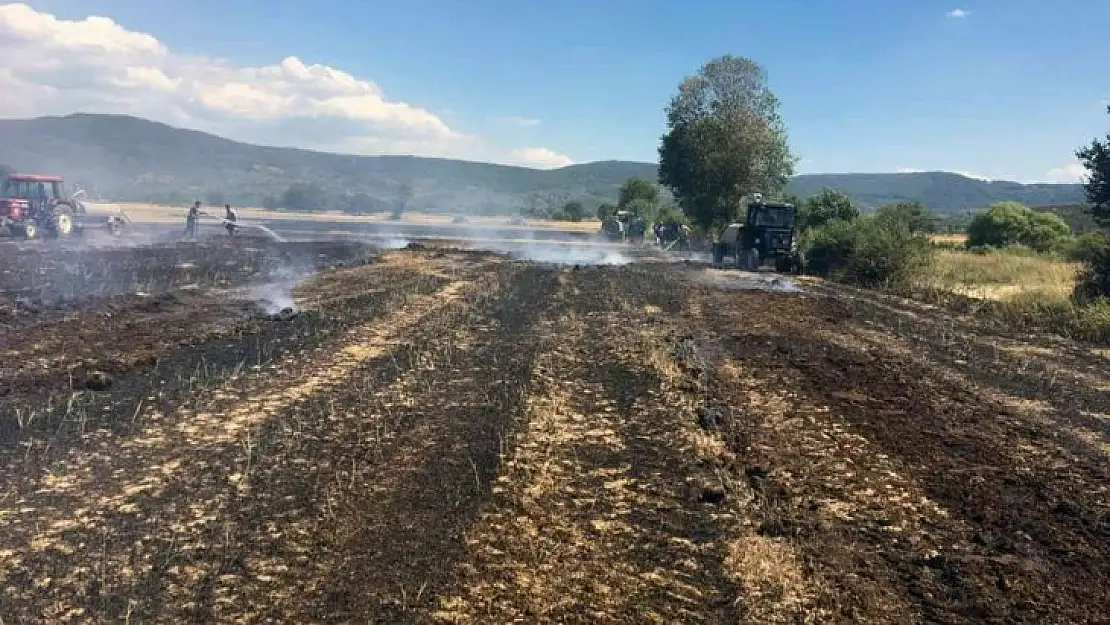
top-left (9, 0), bottom-right (1110, 181)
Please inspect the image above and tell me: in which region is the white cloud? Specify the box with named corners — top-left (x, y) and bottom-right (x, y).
top-left (947, 8), bottom-right (969, 18)
top-left (0, 3), bottom-right (570, 167)
top-left (498, 116), bottom-right (541, 127)
top-left (508, 147), bottom-right (574, 169)
top-left (1044, 163), bottom-right (1088, 183)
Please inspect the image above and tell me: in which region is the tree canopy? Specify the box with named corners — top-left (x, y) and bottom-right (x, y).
top-left (966, 201), bottom-right (1072, 252)
top-left (561, 201), bottom-right (586, 222)
top-left (618, 177), bottom-right (660, 209)
top-left (596, 202), bottom-right (617, 221)
top-left (874, 200), bottom-right (935, 233)
top-left (658, 55), bottom-right (796, 232)
top-left (1076, 105), bottom-right (1110, 225)
top-left (797, 188), bottom-right (859, 231)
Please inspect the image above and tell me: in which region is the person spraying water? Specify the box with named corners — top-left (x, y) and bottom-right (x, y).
top-left (223, 203), bottom-right (239, 237)
top-left (184, 200), bottom-right (207, 239)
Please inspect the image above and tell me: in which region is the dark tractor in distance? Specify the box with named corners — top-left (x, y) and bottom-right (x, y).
top-left (0, 173), bottom-right (85, 239)
top-left (712, 194), bottom-right (802, 273)
top-left (600, 210), bottom-right (648, 244)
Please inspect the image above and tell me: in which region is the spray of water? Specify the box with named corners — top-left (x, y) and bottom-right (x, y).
top-left (249, 223), bottom-right (286, 243)
top-left (224, 219), bottom-right (286, 243)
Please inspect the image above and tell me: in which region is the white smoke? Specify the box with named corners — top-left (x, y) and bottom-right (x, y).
top-left (247, 280), bottom-right (297, 315)
top-left (378, 237), bottom-right (411, 250)
top-left (507, 243), bottom-right (631, 266)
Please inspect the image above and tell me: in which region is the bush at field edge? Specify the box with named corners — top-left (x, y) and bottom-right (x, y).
top-left (802, 216), bottom-right (934, 288)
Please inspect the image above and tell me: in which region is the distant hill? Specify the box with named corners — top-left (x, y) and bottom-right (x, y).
top-left (0, 113), bottom-right (1087, 215)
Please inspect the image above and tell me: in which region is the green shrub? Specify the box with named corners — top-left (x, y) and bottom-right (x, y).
top-left (966, 201), bottom-right (1072, 253)
top-left (797, 187), bottom-right (859, 232)
top-left (1074, 239), bottom-right (1110, 302)
top-left (803, 216), bottom-right (933, 288)
top-left (874, 201), bottom-right (935, 233)
top-left (1064, 230), bottom-right (1110, 262)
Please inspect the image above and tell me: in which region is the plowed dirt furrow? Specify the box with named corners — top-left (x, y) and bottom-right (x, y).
top-left (678, 278), bottom-right (1110, 624)
top-left (435, 268), bottom-right (737, 624)
top-left (0, 261), bottom-right (564, 623)
top-left (0, 262), bottom-right (491, 622)
top-left (0, 256), bottom-right (458, 451)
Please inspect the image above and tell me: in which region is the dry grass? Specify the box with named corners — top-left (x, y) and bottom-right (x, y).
top-left (923, 249), bottom-right (1080, 301)
top-left (911, 248), bottom-right (1110, 342)
top-left (930, 233), bottom-right (968, 246)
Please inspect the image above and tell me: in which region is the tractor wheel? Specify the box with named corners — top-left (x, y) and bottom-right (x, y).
top-left (712, 242), bottom-right (724, 265)
top-left (51, 208), bottom-right (75, 237)
top-left (791, 251), bottom-right (805, 275)
top-left (775, 255), bottom-right (793, 273)
top-left (744, 248), bottom-right (761, 271)
top-left (20, 221), bottom-right (39, 240)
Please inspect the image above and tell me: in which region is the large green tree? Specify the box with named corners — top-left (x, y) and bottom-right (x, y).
top-left (561, 200), bottom-right (586, 222)
top-left (618, 177), bottom-right (660, 209)
top-left (874, 200), bottom-right (935, 234)
top-left (797, 188), bottom-right (859, 231)
top-left (1076, 105), bottom-right (1110, 225)
top-left (658, 55), bottom-right (796, 231)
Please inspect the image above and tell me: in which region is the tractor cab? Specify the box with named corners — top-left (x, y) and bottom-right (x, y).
top-left (0, 173), bottom-right (83, 239)
top-left (2, 174), bottom-right (65, 203)
top-left (601, 210), bottom-right (631, 241)
top-left (713, 193), bottom-right (801, 272)
top-left (745, 199), bottom-right (796, 256)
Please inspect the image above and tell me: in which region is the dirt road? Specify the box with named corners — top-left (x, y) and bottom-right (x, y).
top-left (1, 241), bottom-right (1107, 623)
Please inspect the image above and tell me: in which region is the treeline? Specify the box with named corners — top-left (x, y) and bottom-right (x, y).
top-left (138, 182), bottom-right (425, 220)
top-left (640, 52), bottom-right (1110, 315)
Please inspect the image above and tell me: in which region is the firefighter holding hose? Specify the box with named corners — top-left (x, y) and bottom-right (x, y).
top-left (223, 203), bottom-right (239, 237)
top-left (185, 200), bottom-right (207, 239)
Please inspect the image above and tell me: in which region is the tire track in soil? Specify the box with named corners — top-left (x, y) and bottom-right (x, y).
top-left (681, 283), bottom-right (1110, 623)
top-left (0, 255), bottom-right (460, 452)
top-left (276, 263), bottom-right (565, 623)
top-left (435, 267), bottom-right (737, 624)
top-left (0, 258), bottom-right (496, 622)
top-left (0, 261), bottom-right (565, 623)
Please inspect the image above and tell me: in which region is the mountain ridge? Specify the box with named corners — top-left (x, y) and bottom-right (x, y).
top-left (0, 113), bottom-right (1087, 214)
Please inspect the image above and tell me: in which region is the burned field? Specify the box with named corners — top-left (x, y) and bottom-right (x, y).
top-left (1, 239), bottom-right (1107, 623)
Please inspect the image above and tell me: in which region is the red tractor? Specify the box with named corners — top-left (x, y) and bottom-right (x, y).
top-left (0, 173), bottom-right (86, 239)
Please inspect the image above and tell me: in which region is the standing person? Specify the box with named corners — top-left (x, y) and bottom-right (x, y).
top-left (223, 203), bottom-right (238, 237)
top-left (185, 200), bottom-right (205, 239)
